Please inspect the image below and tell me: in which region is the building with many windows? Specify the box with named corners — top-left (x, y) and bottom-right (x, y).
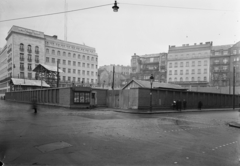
top-left (130, 53), bottom-right (168, 83)
top-left (0, 25), bottom-right (98, 96)
top-left (167, 42), bottom-right (212, 87)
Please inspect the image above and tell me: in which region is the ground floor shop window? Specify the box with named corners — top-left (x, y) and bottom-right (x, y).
top-left (74, 92), bottom-right (90, 103)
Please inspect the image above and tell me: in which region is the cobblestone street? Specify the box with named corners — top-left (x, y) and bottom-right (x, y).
top-left (0, 100), bottom-right (240, 166)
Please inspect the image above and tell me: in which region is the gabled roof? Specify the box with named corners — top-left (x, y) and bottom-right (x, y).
top-left (122, 79), bottom-right (187, 90)
top-left (10, 78), bottom-right (50, 87)
top-left (33, 64), bottom-right (63, 73)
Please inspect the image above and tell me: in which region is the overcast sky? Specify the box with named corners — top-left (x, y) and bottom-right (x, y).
top-left (0, 0), bottom-right (239, 66)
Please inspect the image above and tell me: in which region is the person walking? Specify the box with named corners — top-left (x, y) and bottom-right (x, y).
top-left (183, 99), bottom-right (187, 110)
top-left (198, 101), bottom-right (203, 110)
top-left (32, 97), bottom-right (37, 113)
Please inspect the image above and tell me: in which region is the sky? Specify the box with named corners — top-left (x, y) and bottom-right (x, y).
top-left (0, 0), bottom-right (239, 67)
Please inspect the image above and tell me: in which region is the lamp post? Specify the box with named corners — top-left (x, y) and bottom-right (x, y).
top-left (112, 1), bottom-right (119, 12)
top-left (149, 74), bottom-right (154, 113)
top-left (233, 58), bottom-right (240, 110)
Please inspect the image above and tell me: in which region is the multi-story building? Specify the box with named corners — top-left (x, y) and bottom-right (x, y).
top-left (0, 45), bottom-right (8, 95)
top-left (167, 42), bottom-right (212, 87)
top-left (210, 45), bottom-right (232, 87)
top-left (130, 53), bottom-right (168, 83)
top-left (0, 25), bottom-right (98, 96)
top-left (230, 41), bottom-right (240, 87)
top-left (99, 64), bottom-right (131, 75)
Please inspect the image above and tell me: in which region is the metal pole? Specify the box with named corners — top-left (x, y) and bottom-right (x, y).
top-left (112, 65), bottom-right (115, 90)
top-left (150, 82), bottom-right (152, 113)
top-left (229, 77), bottom-right (231, 94)
top-left (233, 66), bottom-right (235, 110)
top-left (57, 60), bottom-right (59, 87)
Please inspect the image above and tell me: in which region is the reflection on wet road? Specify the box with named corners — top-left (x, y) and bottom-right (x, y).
top-left (0, 100), bottom-right (240, 166)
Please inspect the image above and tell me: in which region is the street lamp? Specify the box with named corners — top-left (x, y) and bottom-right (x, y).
top-left (149, 74), bottom-right (154, 113)
top-left (112, 1), bottom-right (119, 12)
top-left (233, 58), bottom-right (239, 110)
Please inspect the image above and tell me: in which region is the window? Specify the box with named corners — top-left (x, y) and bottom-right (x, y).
top-left (198, 69), bottom-right (201, 74)
top-left (91, 71), bottom-right (94, 76)
top-left (83, 63), bottom-right (85, 67)
top-left (27, 45), bottom-right (32, 53)
top-left (96, 65), bottom-right (98, 69)
top-left (52, 58), bottom-right (55, 63)
top-left (191, 77), bottom-right (194, 81)
top-left (192, 69), bottom-right (195, 74)
top-left (20, 63), bottom-right (24, 70)
top-left (174, 77), bottom-right (177, 81)
top-left (27, 64), bottom-right (32, 71)
top-left (204, 77), bottom-right (207, 81)
top-left (78, 70), bottom-right (80, 75)
top-left (20, 53), bottom-right (24, 61)
top-left (73, 61), bottom-right (76, 66)
top-left (68, 77), bottom-right (71, 81)
top-left (46, 57), bottom-right (49, 62)
top-left (52, 50), bottom-right (55, 55)
top-left (68, 53), bottom-right (71, 57)
top-left (91, 64), bottom-right (94, 68)
top-left (68, 69), bottom-right (71, 73)
top-left (223, 51), bottom-right (228, 55)
top-left (204, 69), bottom-right (207, 74)
top-left (174, 70), bottom-right (177, 75)
top-left (186, 62), bottom-right (189, 67)
top-left (87, 63), bottom-right (89, 68)
top-left (63, 76), bottom-right (66, 81)
top-left (28, 73), bottom-right (32, 79)
top-left (169, 70), bottom-right (172, 75)
top-left (180, 77), bottom-right (183, 82)
top-left (46, 49), bottom-right (49, 54)
top-left (83, 55), bottom-right (85, 60)
top-left (35, 55), bottom-right (39, 63)
top-left (198, 77), bottom-right (201, 81)
top-left (169, 63), bottom-right (173, 68)
top-left (20, 72), bottom-right (24, 78)
top-left (96, 58), bottom-right (98, 62)
top-left (169, 78), bottom-right (172, 82)
top-left (198, 61), bottom-right (201, 66)
top-left (87, 71), bottom-right (89, 75)
top-left (57, 59), bottom-right (60, 64)
top-left (87, 78), bottom-right (89, 83)
top-left (74, 92), bottom-right (90, 103)
top-left (63, 60), bottom-right (66, 65)
top-left (87, 56), bottom-right (89, 60)
top-left (186, 69), bottom-right (189, 75)
top-left (68, 60), bottom-right (71, 65)
top-left (73, 69), bottom-right (76, 74)
top-left (78, 54), bottom-right (81, 59)
top-left (57, 51), bottom-right (60, 55)
top-left (233, 50), bottom-right (237, 54)
top-left (82, 70), bottom-right (85, 75)
top-left (63, 52), bottom-right (66, 56)
top-left (186, 77), bottom-right (188, 81)
top-left (204, 60), bottom-right (207, 66)
top-left (35, 46), bottom-right (39, 54)
top-left (20, 43), bottom-right (24, 51)
top-left (78, 62), bottom-right (81, 67)
top-left (28, 54), bottom-right (32, 61)
top-left (174, 62), bottom-right (178, 68)
top-left (180, 70), bottom-right (183, 75)
top-left (82, 78), bottom-right (85, 82)
top-left (78, 78), bottom-right (81, 82)
top-left (73, 77), bottom-right (76, 82)
top-left (180, 62), bottom-right (183, 67)
top-left (73, 54), bottom-right (76, 58)
top-left (63, 68), bottom-right (66, 72)
top-left (222, 66), bottom-right (228, 71)
top-left (192, 61), bottom-right (195, 67)
top-left (91, 57), bottom-right (94, 61)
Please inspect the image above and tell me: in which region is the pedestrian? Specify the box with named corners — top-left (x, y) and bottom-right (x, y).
top-left (176, 100), bottom-right (179, 111)
top-left (172, 100), bottom-right (176, 110)
top-left (198, 101), bottom-right (203, 110)
top-left (183, 99), bottom-right (187, 110)
top-left (32, 97), bottom-right (37, 113)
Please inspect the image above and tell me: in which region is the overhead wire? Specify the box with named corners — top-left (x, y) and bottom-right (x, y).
top-left (0, 2), bottom-right (237, 23)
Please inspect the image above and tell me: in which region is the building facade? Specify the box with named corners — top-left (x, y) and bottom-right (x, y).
top-left (0, 45), bottom-right (8, 95)
top-left (167, 42), bottom-right (212, 87)
top-left (229, 41), bottom-right (240, 87)
top-left (99, 64), bottom-right (131, 75)
top-left (0, 25), bottom-right (98, 96)
top-left (130, 53), bottom-right (168, 83)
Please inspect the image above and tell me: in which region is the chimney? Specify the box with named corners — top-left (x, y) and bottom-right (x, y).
top-left (53, 35), bottom-right (58, 39)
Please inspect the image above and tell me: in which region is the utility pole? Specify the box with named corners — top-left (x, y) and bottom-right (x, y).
top-left (233, 66), bottom-right (235, 110)
top-left (57, 60), bottom-right (59, 87)
top-left (64, 0), bottom-right (68, 41)
top-left (112, 65), bottom-right (115, 90)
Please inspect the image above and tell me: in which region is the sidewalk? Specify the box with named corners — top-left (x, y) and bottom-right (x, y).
top-left (111, 107), bottom-right (238, 114)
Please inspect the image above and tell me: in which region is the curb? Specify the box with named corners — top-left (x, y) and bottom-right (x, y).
top-left (229, 122), bottom-right (240, 128)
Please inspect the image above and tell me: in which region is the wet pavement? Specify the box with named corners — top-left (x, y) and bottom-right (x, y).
top-left (0, 100), bottom-right (240, 166)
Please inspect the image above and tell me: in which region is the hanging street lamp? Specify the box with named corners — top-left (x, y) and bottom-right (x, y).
top-left (112, 1), bottom-right (119, 12)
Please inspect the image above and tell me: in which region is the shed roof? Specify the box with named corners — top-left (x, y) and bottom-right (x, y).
top-left (10, 78), bottom-right (50, 87)
top-left (33, 64), bottom-right (63, 73)
top-left (122, 79), bottom-right (187, 90)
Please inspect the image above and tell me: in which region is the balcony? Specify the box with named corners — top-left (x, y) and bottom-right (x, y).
top-left (19, 48), bottom-right (24, 52)
top-left (27, 68), bottom-right (32, 71)
top-left (35, 59), bottom-right (39, 63)
top-left (20, 67), bottom-right (24, 71)
top-left (20, 58), bottom-right (24, 61)
top-left (27, 58), bottom-right (32, 62)
top-left (27, 49), bottom-right (32, 53)
top-left (35, 51), bottom-right (39, 54)
top-left (8, 67), bottom-right (12, 72)
top-left (7, 58), bottom-right (12, 63)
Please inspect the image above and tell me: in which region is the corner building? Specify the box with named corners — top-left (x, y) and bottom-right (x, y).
top-left (0, 25), bottom-right (98, 96)
top-left (167, 42), bottom-right (212, 87)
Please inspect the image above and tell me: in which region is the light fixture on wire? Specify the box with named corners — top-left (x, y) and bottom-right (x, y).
top-left (112, 1), bottom-right (119, 12)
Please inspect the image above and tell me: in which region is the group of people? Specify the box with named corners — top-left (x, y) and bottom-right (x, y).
top-left (172, 100), bottom-right (203, 111)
